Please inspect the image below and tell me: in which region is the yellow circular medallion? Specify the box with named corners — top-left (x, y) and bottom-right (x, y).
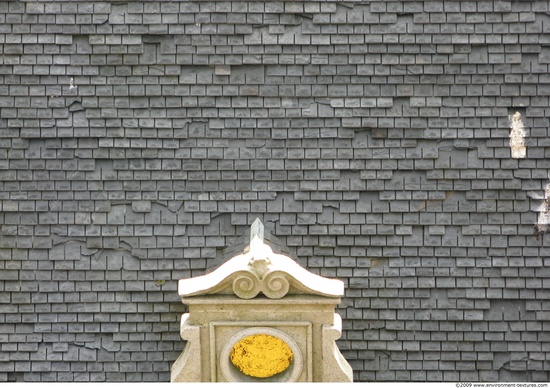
top-left (229, 334), bottom-right (294, 378)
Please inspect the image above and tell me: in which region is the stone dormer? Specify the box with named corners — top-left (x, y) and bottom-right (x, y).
top-left (171, 219), bottom-right (353, 382)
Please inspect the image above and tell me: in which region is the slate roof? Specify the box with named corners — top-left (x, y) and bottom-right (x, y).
top-left (0, 0), bottom-right (550, 382)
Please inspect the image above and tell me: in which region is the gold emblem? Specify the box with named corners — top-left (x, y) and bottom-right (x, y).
top-left (229, 334), bottom-right (294, 378)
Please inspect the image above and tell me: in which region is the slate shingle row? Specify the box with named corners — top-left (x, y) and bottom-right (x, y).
top-left (0, 0), bottom-right (550, 382)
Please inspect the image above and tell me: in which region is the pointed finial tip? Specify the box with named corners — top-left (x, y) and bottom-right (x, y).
top-left (250, 218), bottom-right (264, 243)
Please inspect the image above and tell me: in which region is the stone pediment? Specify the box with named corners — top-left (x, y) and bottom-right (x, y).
top-left (178, 219), bottom-right (344, 300)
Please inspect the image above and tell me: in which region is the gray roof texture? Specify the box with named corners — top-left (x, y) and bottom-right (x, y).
top-left (1, 0), bottom-right (550, 382)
